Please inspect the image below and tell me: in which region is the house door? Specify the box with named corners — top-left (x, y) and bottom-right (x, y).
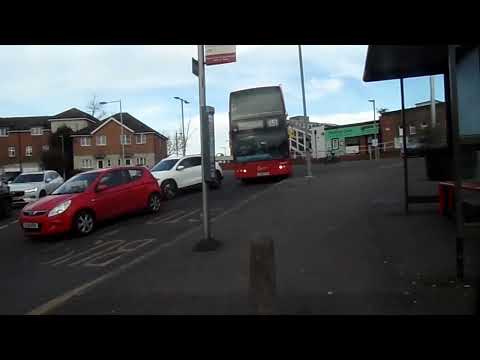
top-left (97, 160), bottom-right (104, 169)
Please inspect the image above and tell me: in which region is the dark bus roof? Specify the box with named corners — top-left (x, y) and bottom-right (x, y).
top-left (230, 85), bottom-right (282, 96)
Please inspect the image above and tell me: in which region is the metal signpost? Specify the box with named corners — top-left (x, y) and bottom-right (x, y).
top-left (193, 45), bottom-right (236, 252)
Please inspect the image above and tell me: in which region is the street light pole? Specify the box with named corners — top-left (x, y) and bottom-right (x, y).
top-left (369, 99), bottom-right (379, 160)
top-left (298, 45), bottom-right (312, 178)
top-left (119, 100), bottom-right (125, 165)
top-left (174, 97), bottom-right (189, 156)
top-left (100, 100), bottom-right (124, 165)
top-left (59, 135), bottom-right (66, 178)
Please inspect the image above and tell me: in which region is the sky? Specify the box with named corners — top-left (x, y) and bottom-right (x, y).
top-left (0, 45), bottom-right (445, 155)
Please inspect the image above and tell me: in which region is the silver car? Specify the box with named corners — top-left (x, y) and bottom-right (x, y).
top-left (8, 171), bottom-right (64, 206)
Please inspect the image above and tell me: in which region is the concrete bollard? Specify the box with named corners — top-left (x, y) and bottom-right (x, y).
top-left (249, 234), bottom-right (276, 315)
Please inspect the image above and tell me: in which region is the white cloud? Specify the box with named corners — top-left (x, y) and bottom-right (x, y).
top-left (309, 111), bottom-right (373, 126)
top-left (309, 78), bottom-right (344, 98)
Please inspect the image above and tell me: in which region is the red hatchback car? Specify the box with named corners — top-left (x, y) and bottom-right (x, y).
top-left (19, 167), bottom-right (161, 237)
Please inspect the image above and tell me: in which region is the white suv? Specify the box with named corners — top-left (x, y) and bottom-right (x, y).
top-left (8, 170), bottom-right (64, 206)
top-left (150, 155), bottom-right (223, 200)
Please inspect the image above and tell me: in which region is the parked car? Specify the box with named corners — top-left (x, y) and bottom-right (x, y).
top-left (0, 179), bottom-right (12, 218)
top-left (8, 171), bottom-right (64, 207)
top-left (1, 171), bottom-right (21, 184)
top-left (150, 155), bottom-right (224, 200)
top-left (19, 167), bottom-right (161, 237)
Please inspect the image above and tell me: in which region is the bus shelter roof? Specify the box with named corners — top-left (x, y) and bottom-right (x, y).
top-left (363, 45), bottom-right (448, 82)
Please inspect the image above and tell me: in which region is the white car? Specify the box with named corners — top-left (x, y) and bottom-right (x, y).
top-left (8, 170), bottom-right (64, 206)
top-left (150, 155), bottom-right (223, 200)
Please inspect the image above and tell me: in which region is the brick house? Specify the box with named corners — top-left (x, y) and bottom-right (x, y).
top-left (71, 112), bottom-right (168, 170)
top-left (379, 101), bottom-right (447, 154)
top-left (0, 108), bottom-right (99, 174)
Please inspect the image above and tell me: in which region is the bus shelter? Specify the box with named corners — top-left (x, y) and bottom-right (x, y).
top-left (363, 45), bottom-right (480, 281)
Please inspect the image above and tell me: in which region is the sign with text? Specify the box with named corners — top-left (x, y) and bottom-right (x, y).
top-left (205, 45), bottom-right (236, 65)
top-left (192, 57), bottom-right (199, 76)
top-left (201, 106), bottom-right (216, 182)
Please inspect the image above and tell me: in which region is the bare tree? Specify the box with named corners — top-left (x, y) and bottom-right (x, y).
top-left (162, 119), bottom-right (197, 157)
top-left (86, 95), bottom-right (107, 119)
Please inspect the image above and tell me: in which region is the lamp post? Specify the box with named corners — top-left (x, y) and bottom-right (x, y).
top-left (59, 135), bottom-right (66, 178)
top-left (174, 96), bottom-right (189, 156)
top-left (368, 99), bottom-right (379, 160)
top-left (298, 45), bottom-right (312, 177)
top-left (99, 100), bottom-right (124, 164)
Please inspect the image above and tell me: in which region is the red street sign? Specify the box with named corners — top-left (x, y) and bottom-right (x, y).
top-left (205, 45), bottom-right (236, 66)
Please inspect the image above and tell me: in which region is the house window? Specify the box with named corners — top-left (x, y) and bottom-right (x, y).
top-left (31, 127), bottom-right (43, 136)
top-left (136, 134), bottom-right (147, 144)
top-left (136, 157), bottom-right (146, 166)
top-left (118, 159), bottom-right (121, 166)
top-left (25, 146), bottom-right (33, 157)
top-left (409, 126), bottom-right (416, 135)
top-left (399, 127), bottom-right (403, 136)
top-left (81, 159), bottom-right (93, 169)
top-left (120, 134), bottom-right (131, 145)
top-left (96, 135), bottom-right (107, 146)
top-left (125, 158), bottom-right (131, 166)
top-left (106, 159), bottom-right (112, 167)
top-left (80, 137), bottom-right (92, 146)
top-left (421, 122), bottom-right (428, 129)
top-left (8, 146), bottom-right (15, 158)
top-left (0, 128), bottom-right (8, 136)
top-left (42, 145), bottom-right (50, 152)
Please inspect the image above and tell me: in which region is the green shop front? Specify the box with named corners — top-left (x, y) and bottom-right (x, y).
top-left (325, 121), bottom-right (379, 159)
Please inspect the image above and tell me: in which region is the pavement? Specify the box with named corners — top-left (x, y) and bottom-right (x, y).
top-left (6, 157), bottom-right (474, 315)
top-left (0, 171), bottom-right (276, 314)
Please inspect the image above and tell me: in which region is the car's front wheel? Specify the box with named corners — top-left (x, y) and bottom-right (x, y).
top-left (148, 193), bottom-right (161, 213)
top-left (161, 180), bottom-right (178, 200)
top-left (74, 210), bottom-right (95, 236)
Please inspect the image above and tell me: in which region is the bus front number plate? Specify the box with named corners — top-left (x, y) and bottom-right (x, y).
top-left (257, 172), bottom-right (270, 177)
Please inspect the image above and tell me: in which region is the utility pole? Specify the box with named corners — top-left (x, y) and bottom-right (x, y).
top-left (430, 75), bottom-right (436, 128)
top-left (298, 45), bottom-right (312, 177)
top-left (59, 135), bottom-right (66, 178)
top-left (193, 44), bottom-right (219, 252)
top-left (369, 99), bottom-right (379, 160)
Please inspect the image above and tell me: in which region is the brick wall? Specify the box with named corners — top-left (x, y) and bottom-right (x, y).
top-left (0, 131), bottom-right (50, 169)
top-left (72, 120), bottom-right (167, 169)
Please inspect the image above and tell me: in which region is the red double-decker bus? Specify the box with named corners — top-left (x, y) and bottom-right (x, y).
top-left (229, 86), bottom-right (292, 182)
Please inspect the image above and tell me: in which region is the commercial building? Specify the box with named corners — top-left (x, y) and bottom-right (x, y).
top-left (325, 121), bottom-right (379, 160)
top-left (379, 101), bottom-right (447, 153)
top-left (72, 112), bottom-right (168, 170)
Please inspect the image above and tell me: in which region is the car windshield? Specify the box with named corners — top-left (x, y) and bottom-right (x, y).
top-left (151, 159), bottom-right (178, 171)
top-left (12, 174), bottom-right (44, 183)
top-left (52, 172), bottom-right (99, 195)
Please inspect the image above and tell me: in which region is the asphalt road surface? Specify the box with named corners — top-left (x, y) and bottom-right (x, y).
top-left (0, 170), bottom-right (281, 314)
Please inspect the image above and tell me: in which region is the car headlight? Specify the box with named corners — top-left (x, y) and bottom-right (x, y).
top-left (24, 188), bottom-right (38, 193)
top-left (48, 200), bottom-right (71, 217)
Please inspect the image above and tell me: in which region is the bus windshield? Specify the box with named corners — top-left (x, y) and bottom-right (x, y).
top-left (233, 129), bottom-right (289, 163)
top-left (230, 87), bottom-right (284, 121)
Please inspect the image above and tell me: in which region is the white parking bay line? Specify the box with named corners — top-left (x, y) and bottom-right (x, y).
top-left (10, 220), bottom-right (18, 225)
top-left (27, 181), bottom-right (284, 315)
top-left (0, 225), bottom-right (8, 230)
top-left (145, 209), bottom-right (185, 225)
top-left (164, 209), bottom-right (200, 224)
top-left (99, 229), bottom-right (121, 238)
